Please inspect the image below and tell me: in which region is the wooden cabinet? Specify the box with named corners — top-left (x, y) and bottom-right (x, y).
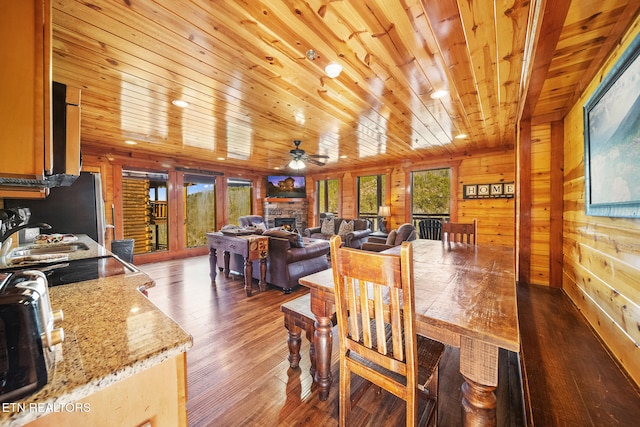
top-left (25, 353), bottom-right (188, 427)
top-left (0, 0), bottom-right (51, 198)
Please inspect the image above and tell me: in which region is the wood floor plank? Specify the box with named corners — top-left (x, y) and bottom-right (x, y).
top-left (141, 255), bottom-right (523, 426)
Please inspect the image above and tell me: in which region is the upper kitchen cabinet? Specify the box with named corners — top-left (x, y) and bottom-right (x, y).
top-left (0, 0), bottom-right (51, 198)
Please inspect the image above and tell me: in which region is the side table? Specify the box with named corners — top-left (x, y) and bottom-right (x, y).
top-left (206, 232), bottom-right (269, 296)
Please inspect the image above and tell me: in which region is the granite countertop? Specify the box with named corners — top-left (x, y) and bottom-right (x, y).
top-left (0, 238), bottom-right (193, 426)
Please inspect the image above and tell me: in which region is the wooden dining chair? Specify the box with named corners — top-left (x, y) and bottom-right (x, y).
top-left (329, 235), bottom-right (445, 426)
top-left (441, 218), bottom-right (477, 245)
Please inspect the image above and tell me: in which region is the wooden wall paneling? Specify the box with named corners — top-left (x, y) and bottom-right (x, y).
top-left (549, 121), bottom-right (564, 287)
top-left (340, 172), bottom-right (356, 219)
top-left (518, 119), bottom-right (532, 285)
top-left (169, 169), bottom-right (183, 252)
top-left (530, 124), bottom-right (551, 286)
top-left (216, 177), bottom-right (227, 230)
top-left (457, 151), bottom-right (515, 246)
top-left (562, 258), bottom-right (640, 385)
top-left (560, 19), bottom-right (640, 386)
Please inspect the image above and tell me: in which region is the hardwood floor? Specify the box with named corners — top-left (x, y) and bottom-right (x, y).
top-left (140, 255), bottom-right (524, 426)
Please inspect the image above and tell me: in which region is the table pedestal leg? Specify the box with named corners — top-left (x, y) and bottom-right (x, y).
top-left (461, 375), bottom-right (497, 426)
top-left (459, 336), bottom-right (498, 426)
top-left (313, 316), bottom-right (333, 401)
top-left (243, 257), bottom-right (253, 297)
top-left (208, 247), bottom-right (217, 282)
top-left (258, 258), bottom-right (267, 292)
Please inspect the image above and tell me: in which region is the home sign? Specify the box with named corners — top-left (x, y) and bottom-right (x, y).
top-left (463, 182), bottom-right (515, 199)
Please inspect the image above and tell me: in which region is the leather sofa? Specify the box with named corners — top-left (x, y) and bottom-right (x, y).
top-left (304, 218), bottom-right (372, 249)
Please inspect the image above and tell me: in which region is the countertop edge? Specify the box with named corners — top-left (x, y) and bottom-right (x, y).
top-left (4, 343), bottom-right (191, 427)
top-left (0, 236), bottom-right (193, 426)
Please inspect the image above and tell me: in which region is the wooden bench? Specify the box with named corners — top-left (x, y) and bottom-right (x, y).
top-left (281, 293), bottom-right (335, 378)
top-left (518, 283), bottom-right (640, 425)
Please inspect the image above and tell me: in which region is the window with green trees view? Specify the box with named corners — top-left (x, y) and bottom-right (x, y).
top-left (317, 178), bottom-right (339, 214)
top-left (358, 175), bottom-right (386, 225)
top-left (184, 174), bottom-right (216, 248)
top-left (411, 168), bottom-right (451, 220)
top-left (227, 178), bottom-right (252, 226)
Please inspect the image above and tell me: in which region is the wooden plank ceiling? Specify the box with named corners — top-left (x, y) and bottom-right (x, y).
top-left (51, 0), bottom-right (639, 174)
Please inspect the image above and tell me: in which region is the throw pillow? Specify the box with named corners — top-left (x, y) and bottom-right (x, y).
top-left (320, 218), bottom-right (335, 235)
top-left (254, 222), bottom-right (266, 231)
top-left (385, 230), bottom-right (398, 245)
top-left (338, 220), bottom-right (354, 237)
top-left (263, 228), bottom-right (305, 248)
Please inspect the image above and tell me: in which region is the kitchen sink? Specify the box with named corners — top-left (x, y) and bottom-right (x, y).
top-left (10, 242), bottom-right (90, 257)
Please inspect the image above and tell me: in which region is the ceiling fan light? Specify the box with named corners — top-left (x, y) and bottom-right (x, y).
top-left (289, 159), bottom-right (306, 170)
top-left (325, 62), bottom-right (342, 78)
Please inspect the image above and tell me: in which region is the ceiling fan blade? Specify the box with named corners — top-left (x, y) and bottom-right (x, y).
top-left (307, 154), bottom-right (330, 159)
top-left (306, 158), bottom-right (326, 166)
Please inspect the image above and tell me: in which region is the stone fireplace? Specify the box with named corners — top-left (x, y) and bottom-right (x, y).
top-left (274, 217), bottom-right (296, 230)
top-left (263, 198), bottom-right (309, 232)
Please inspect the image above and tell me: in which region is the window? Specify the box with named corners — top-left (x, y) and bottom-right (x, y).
top-left (227, 178), bottom-right (252, 226)
top-left (357, 174), bottom-right (386, 228)
top-left (317, 178), bottom-right (339, 215)
top-left (122, 170), bottom-right (169, 254)
top-left (411, 168), bottom-right (451, 225)
top-left (184, 173), bottom-right (217, 248)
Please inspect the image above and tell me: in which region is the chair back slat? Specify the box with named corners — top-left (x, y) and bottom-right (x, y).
top-left (441, 218), bottom-right (477, 245)
top-left (418, 219), bottom-right (442, 240)
top-left (331, 235), bottom-right (415, 373)
top-left (330, 234), bottom-right (444, 426)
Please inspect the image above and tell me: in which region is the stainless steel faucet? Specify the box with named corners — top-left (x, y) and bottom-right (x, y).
top-left (0, 223), bottom-right (51, 244)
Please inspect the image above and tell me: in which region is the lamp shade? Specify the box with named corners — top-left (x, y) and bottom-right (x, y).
top-left (377, 206), bottom-right (391, 217)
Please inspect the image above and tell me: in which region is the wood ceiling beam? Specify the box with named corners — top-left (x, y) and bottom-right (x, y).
top-left (521, 0), bottom-right (572, 121)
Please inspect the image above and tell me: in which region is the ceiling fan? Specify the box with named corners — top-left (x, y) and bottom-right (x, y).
top-left (287, 140), bottom-right (329, 170)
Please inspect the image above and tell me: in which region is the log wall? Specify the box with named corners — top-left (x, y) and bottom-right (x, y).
top-left (560, 19), bottom-right (640, 385)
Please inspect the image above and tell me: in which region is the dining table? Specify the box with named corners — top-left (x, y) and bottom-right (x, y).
top-left (298, 239), bottom-right (519, 427)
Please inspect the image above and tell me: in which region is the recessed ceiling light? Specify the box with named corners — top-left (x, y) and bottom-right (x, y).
top-left (455, 133), bottom-right (468, 139)
top-left (172, 99), bottom-right (189, 108)
top-left (430, 89), bottom-right (448, 99)
top-left (340, 155), bottom-right (347, 159)
top-left (124, 140), bottom-right (137, 145)
top-left (217, 157), bottom-right (225, 161)
top-left (325, 62), bottom-right (342, 78)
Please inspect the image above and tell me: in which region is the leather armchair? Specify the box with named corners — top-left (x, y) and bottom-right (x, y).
top-left (304, 218), bottom-right (372, 249)
top-left (361, 223), bottom-right (417, 252)
top-left (263, 236), bottom-right (330, 292)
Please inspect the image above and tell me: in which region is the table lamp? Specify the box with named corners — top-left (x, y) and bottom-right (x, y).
top-left (377, 205), bottom-right (391, 233)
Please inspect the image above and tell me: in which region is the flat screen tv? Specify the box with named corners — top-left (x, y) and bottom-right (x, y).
top-left (266, 175), bottom-right (306, 198)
